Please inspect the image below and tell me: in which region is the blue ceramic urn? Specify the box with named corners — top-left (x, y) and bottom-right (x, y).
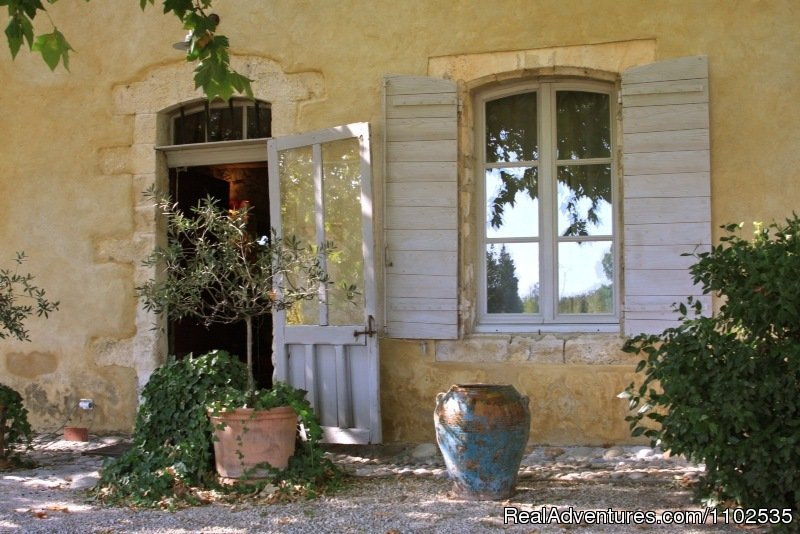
top-left (434, 383), bottom-right (531, 500)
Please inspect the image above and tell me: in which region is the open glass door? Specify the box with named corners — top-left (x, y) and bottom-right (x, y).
top-left (268, 123), bottom-right (380, 443)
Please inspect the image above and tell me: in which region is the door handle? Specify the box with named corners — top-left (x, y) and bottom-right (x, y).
top-left (354, 315), bottom-right (377, 339)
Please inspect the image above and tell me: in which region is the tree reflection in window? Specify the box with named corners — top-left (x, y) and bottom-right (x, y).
top-left (557, 91), bottom-right (611, 237)
top-left (557, 165), bottom-right (612, 237)
top-left (556, 91), bottom-right (610, 160)
top-left (487, 168), bottom-right (538, 231)
top-left (486, 93), bottom-right (538, 236)
top-left (483, 85), bottom-right (615, 318)
top-left (486, 92), bottom-right (538, 163)
top-left (486, 91), bottom-right (611, 237)
top-left (486, 245), bottom-right (523, 313)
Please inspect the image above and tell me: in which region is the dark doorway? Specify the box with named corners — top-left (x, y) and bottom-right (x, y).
top-left (168, 162), bottom-right (273, 389)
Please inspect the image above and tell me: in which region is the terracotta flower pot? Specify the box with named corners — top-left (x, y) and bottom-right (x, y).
top-left (64, 426), bottom-right (89, 442)
top-left (208, 406), bottom-right (297, 480)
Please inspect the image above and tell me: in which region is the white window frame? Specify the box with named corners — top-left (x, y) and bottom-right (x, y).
top-left (475, 79), bottom-right (620, 333)
top-left (156, 99), bottom-right (272, 167)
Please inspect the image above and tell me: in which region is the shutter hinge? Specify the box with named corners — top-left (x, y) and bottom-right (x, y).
top-left (617, 89), bottom-right (622, 105)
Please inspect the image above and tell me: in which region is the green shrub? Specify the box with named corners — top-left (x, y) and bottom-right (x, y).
top-left (0, 251), bottom-right (59, 342)
top-left (623, 217), bottom-right (800, 525)
top-left (96, 350), bottom-right (247, 505)
top-left (0, 383), bottom-right (33, 466)
top-left (95, 350), bottom-right (342, 508)
top-left (0, 252), bottom-right (57, 468)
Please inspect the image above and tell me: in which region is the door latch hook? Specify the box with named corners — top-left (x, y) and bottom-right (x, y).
top-left (354, 315), bottom-right (377, 338)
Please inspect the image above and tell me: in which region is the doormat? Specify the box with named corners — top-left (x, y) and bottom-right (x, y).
top-left (82, 442), bottom-right (132, 458)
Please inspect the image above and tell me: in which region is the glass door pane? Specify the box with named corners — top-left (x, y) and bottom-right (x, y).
top-left (322, 138), bottom-right (365, 325)
top-left (277, 138), bottom-right (367, 326)
top-left (278, 146), bottom-right (319, 325)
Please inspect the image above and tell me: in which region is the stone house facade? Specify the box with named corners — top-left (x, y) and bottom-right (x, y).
top-left (1, 1), bottom-right (797, 444)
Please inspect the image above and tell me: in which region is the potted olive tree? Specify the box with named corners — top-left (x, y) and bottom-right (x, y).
top-left (0, 252), bottom-right (59, 466)
top-left (137, 189), bottom-right (349, 480)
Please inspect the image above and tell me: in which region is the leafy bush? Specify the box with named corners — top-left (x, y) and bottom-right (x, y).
top-left (0, 383), bottom-right (33, 467)
top-left (0, 251), bottom-right (59, 342)
top-left (95, 351), bottom-right (342, 507)
top-left (622, 218), bottom-right (800, 524)
top-left (0, 252), bottom-right (56, 468)
top-left (96, 350), bottom-right (246, 505)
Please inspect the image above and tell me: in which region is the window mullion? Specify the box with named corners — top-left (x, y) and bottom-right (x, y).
top-left (539, 84), bottom-right (556, 322)
top-left (242, 103), bottom-right (248, 140)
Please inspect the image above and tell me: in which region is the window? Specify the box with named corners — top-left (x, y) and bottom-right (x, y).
top-left (384, 59), bottom-right (709, 340)
top-left (171, 98), bottom-right (271, 145)
top-left (477, 81), bottom-right (617, 330)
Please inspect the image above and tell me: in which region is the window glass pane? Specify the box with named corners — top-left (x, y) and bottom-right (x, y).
top-left (557, 241), bottom-right (613, 314)
top-left (486, 92), bottom-right (538, 163)
top-left (557, 164), bottom-right (612, 236)
top-left (175, 111), bottom-right (206, 145)
top-left (322, 138), bottom-right (365, 325)
top-left (208, 106), bottom-right (243, 142)
top-left (486, 168), bottom-right (539, 238)
top-left (486, 243), bottom-right (539, 314)
top-left (247, 105), bottom-right (272, 139)
top-left (278, 146), bottom-right (318, 325)
top-left (172, 100), bottom-right (272, 144)
top-left (556, 91), bottom-right (610, 159)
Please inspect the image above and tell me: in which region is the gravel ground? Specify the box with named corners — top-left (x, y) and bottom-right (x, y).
top-left (0, 436), bottom-right (771, 533)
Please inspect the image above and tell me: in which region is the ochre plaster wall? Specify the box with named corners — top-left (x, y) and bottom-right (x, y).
top-left (0, 1), bottom-right (798, 441)
top-left (380, 339), bottom-right (638, 445)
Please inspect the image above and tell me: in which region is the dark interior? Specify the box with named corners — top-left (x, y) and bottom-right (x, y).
top-left (168, 163), bottom-right (273, 389)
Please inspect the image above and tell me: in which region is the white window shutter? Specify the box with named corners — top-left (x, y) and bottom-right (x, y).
top-left (622, 56), bottom-right (712, 336)
top-left (384, 75), bottom-right (458, 339)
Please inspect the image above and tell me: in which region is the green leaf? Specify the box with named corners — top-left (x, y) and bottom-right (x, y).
top-left (31, 28), bottom-right (73, 71)
top-left (4, 16), bottom-right (33, 58)
top-left (230, 72), bottom-right (253, 98)
top-left (20, 0), bottom-right (45, 19)
top-left (162, 0), bottom-right (194, 18)
top-left (193, 59), bottom-right (212, 89)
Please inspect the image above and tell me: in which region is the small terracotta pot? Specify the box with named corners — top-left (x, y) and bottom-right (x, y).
top-left (64, 426), bottom-right (89, 442)
top-left (208, 406), bottom-right (297, 480)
